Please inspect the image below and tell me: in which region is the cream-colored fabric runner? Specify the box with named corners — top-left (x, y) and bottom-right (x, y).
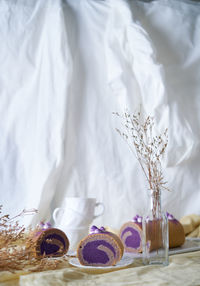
top-left (0, 251), bottom-right (200, 286)
top-left (180, 214), bottom-right (200, 237)
top-left (1, 214), bottom-right (200, 286)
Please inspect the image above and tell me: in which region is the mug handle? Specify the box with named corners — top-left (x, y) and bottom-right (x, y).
top-left (93, 202), bottom-right (105, 219)
top-left (52, 207), bottom-right (64, 224)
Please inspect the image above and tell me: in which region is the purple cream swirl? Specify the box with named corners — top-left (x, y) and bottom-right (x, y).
top-left (40, 233), bottom-right (66, 255)
top-left (121, 227), bottom-right (141, 248)
top-left (82, 240), bottom-right (116, 264)
top-left (90, 225), bottom-right (107, 234)
top-left (132, 213), bottom-right (176, 222)
top-left (38, 221), bottom-right (52, 230)
top-left (132, 215), bottom-right (142, 223)
top-left (166, 212), bottom-right (176, 221)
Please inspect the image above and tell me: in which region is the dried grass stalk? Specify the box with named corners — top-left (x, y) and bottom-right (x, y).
top-left (0, 206), bottom-right (66, 273)
top-left (114, 111), bottom-right (169, 195)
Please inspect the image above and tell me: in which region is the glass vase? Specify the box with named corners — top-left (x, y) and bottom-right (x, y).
top-left (142, 189), bottom-right (169, 266)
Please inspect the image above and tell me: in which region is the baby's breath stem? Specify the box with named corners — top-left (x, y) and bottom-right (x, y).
top-left (114, 111), bottom-right (169, 197)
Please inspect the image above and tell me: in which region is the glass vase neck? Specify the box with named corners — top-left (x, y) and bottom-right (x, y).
top-left (150, 188), bottom-right (161, 197)
top-left (149, 189), bottom-right (162, 218)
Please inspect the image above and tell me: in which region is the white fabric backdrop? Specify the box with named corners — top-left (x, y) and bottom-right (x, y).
top-left (0, 0), bottom-right (200, 228)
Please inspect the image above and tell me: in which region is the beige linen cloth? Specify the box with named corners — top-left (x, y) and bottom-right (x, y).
top-left (180, 214), bottom-right (200, 237)
top-left (1, 214), bottom-right (200, 286)
top-left (0, 251), bottom-right (200, 286)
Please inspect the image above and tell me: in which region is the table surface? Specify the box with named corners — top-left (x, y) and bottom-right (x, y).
top-left (1, 241), bottom-right (200, 286)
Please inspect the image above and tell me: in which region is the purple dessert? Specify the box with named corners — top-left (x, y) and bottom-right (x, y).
top-left (32, 228), bottom-right (69, 257)
top-left (119, 215), bottom-right (143, 253)
top-left (167, 212), bottom-right (185, 248)
top-left (77, 226), bottom-right (124, 266)
top-left (120, 213), bottom-right (185, 252)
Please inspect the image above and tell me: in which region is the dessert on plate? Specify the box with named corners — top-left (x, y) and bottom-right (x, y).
top-left (77, 225), bottom-right (124, 266)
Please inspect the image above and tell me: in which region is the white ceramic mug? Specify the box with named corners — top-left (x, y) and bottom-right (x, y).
top-left (52, 197), bottom-right (104, 228)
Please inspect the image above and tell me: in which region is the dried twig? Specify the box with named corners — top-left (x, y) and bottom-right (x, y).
top-left (0, 205), bottom-right (65, 272)
top-left (113, 111), bottom-right (169, 195)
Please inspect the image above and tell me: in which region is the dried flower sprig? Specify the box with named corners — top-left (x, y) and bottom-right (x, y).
top-left (113, 111), bottom-right (169, 194)
top-left (0, 205), bottom-right (65, 272)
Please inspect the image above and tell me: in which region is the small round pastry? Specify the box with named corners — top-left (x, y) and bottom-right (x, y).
top-left (77, 226), bottom-right (124, 266)
top-left (119, 215), bottom-right (143, 253)
top-left (167, 213), bottom-right (185, 248)
top-left (30, 227), bottom-right (69, 258)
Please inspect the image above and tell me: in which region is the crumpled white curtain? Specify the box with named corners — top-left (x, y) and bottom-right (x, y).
top-left (0, 0), bottom-right (200, 228)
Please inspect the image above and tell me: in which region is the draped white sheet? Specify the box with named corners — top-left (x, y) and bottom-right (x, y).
top-left (0, 0), bottom-right (200, 228)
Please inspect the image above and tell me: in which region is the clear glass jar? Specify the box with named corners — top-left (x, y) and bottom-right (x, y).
top-left (142, 189), bottom-right (169, 266)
